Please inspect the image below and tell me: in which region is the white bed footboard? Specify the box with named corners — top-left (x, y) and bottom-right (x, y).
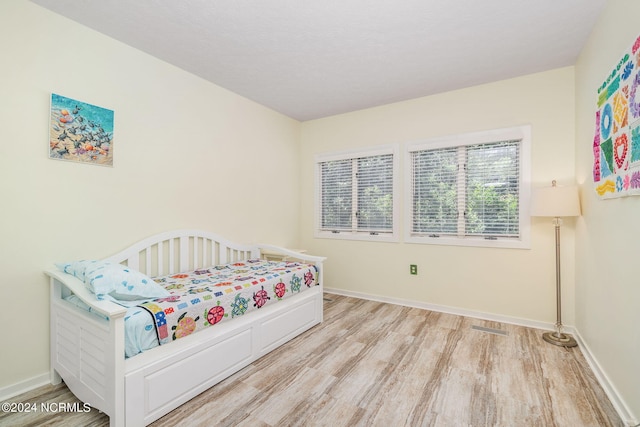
top-left (48, 270), bottom-right (127, 426)
top-left (45, 230), bottom-right (325, 427)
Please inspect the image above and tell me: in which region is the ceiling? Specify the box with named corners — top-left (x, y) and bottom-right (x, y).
top-left (31, 0), bottom-right (606, 121)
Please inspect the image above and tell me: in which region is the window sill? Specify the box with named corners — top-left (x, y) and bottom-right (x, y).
top-left (405, 235), bottom-right (530, 249)
top-left (315, 231), bottom-right (399, 243)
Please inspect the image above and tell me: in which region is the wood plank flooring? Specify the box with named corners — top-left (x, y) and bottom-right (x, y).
top-left (0, 294), bottom-right (623, 426)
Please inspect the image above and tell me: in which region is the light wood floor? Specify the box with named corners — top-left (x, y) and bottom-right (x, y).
top-left (0, 294), bottom-right (623, 427)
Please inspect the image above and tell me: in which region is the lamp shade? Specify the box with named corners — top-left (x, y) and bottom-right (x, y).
top-left (531, 181), bottom-right (581, 217)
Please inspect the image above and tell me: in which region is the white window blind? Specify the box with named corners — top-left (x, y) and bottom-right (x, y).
top-left (465, 141), bottom-right (520, 237)
top-left (317, 148), bottom-right (397, 240)
top-left (408, 126), bottom-right (529, 248)
top-left (411, 147), bottom-right (459, 235)
top-left (319, 159), bottom-right (353, 231)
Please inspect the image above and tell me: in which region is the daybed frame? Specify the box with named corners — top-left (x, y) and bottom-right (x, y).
top-left (45, 230), bottom-right (325, 427)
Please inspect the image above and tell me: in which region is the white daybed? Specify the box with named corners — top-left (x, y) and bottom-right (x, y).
top-left (45, 230), bottom-right (325, 427)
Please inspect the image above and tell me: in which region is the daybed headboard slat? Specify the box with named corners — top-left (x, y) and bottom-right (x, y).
top-left (157, 242), bottom-right (164, 276)
top-left (219, 244), bottom-right (228, 264)
top-left (179, 237), bottom-right (188, 272)
top-left (204, 238), bottom-right (212, 268)
top-left (193, 237), bottom-right (199, 270)
top-left (145, 247), bottom-right (152, 276)
top-left (168, 238), bottom-right (175, 275)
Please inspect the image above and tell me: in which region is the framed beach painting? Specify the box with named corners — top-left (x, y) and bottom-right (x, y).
top-left (49, 93), bottom-right (114, 166)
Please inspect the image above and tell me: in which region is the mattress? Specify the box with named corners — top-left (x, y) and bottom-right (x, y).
top-left (66, 259), bottom-right (319, 358)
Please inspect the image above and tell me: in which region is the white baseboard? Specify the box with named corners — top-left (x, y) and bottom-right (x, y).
top-left (0, 373), bottom-right (50, 401)
top-left (324, 287), bottom-right (556, 331)
top-left (573, 331), bottom-right (638, 426)
top-left (324, 287), bottom-right (637, 426)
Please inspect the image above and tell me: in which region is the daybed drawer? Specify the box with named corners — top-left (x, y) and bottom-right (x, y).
top-left (127, 328), bottom-right (253, 421)
top-left (258, 295), bottom-right (319, 354)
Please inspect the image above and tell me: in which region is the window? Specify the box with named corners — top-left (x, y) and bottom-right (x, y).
top-left (406, 126), bottom-right (531, 248)
top-left (316, 145), bottom-right (399, 241)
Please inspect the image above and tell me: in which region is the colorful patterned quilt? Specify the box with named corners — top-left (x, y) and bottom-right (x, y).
top-left (138, 259), bottom-right (319, 346)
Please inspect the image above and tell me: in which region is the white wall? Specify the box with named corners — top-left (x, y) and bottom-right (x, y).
top-left (300, 68), bottom-right (577, 325)
top-left (575, 0), bottom-right (640, 420)
top-left (0, 0), bottom-right (300, 391)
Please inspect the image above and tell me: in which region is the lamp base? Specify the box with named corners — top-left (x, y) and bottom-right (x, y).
top-left (542, 331), bottom-right (577, 347)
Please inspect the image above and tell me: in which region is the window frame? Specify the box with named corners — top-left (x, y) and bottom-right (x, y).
top-left (404, 126), bottom-right (531, 249)
top-left (315, 144), bottom-right (400, 242)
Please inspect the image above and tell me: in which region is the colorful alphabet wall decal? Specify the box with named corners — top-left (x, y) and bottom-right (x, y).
top-left (593, 33), bottom-right (640, 198)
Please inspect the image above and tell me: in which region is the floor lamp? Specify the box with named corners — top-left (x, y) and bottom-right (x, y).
top-left (531, 180), bottom-right (581, 347)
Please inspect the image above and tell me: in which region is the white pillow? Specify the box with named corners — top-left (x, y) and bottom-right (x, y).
top-left (57, 260), bottom-right (169, 306)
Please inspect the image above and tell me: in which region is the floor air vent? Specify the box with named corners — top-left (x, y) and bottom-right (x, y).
top-left (471, 325), bottom-right (508, 336)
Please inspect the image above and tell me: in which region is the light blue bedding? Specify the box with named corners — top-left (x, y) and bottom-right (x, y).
top-left (65, 295), bottom-right (159, 357)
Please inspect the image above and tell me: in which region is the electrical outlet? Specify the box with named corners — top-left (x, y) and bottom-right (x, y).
top-left (410, 264), bottom-right (418, 275)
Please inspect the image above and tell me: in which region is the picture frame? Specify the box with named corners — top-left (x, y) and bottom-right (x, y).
top-left (49, 93), bottom-right (114, 166)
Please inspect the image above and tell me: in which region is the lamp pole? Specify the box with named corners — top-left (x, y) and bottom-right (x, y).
top-left (542, 184), bottom-right (577, 347)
